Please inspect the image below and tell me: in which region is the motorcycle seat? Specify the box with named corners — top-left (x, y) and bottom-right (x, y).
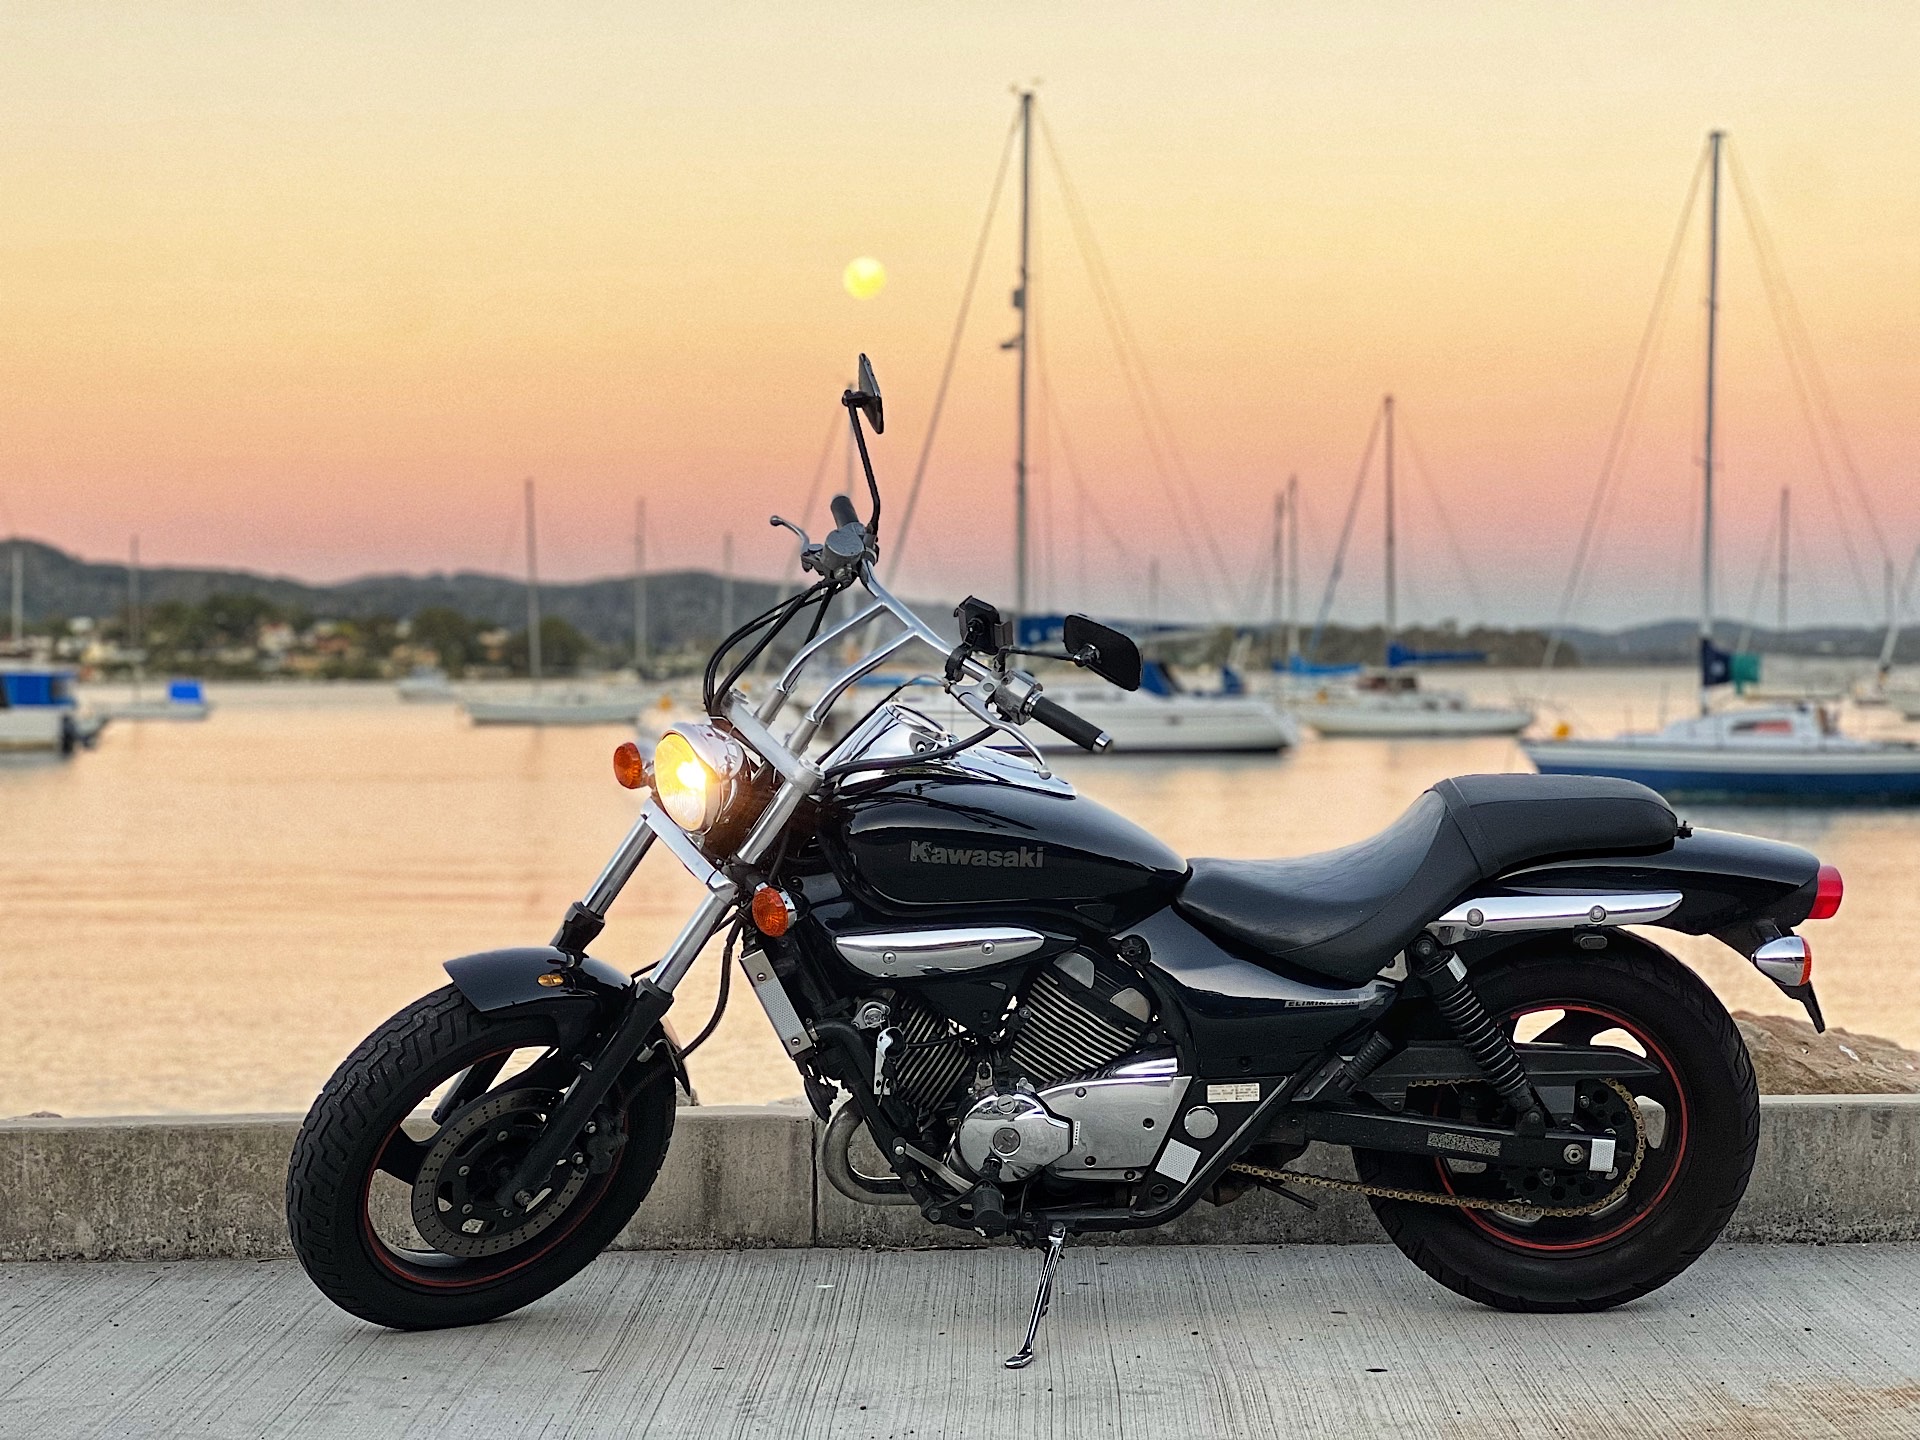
top-left (1175, 774), bottom-right (1678, 985)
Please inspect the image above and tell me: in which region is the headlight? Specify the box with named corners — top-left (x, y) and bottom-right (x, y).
top-left (652, 725), bottom-right (745, 834)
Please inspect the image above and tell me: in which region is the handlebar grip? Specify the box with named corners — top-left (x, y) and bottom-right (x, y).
top-left (1029, 695), bottom-right (1111, 753)
top-left (830, 494), bottom-right (860, 528)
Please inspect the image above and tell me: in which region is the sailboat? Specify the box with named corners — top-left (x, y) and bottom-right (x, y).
top-left (463, 480), bottom-right (645, 727)
top-left (99, 538), bottom-right (212, 721)
top-left (1290, 397), bottom-right (1533, 738)
top-left (1523, 132), bottom-right (1920, 801)
top-left (980, 92), bottom-right (1295, 756)
top-left (1, 543), bottom-right (107, 751)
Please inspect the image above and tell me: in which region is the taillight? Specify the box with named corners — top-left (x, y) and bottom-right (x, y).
top-left (1810, 863), bottom-right (1843, 920)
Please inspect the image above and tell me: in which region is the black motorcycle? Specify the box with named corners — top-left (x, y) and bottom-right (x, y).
top-left (288, 357), bottom-right (1844, 1367)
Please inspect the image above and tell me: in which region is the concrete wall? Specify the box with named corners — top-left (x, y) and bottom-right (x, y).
top-left (3, 1096), bottom-right (1916, 1262)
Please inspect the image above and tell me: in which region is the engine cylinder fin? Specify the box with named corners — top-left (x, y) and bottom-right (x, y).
top-left (1005, 958), bottom-right (1151, 1087)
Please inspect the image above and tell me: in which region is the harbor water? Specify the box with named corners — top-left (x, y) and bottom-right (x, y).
top-left (3, 670), bottom-right (1916, 1117)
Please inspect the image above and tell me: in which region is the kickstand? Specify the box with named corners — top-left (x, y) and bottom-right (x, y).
top-left (1004, 1223), bottom-right (1068, 1371)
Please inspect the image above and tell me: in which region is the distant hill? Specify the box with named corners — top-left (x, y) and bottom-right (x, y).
top-left (4, 537), bottom-right (1913, 664)
top-left (1, 538), bottom-right (793, 656)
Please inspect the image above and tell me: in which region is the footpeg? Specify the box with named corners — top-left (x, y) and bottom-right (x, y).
top-left (1004, 1224), bottom-right (1068, 1370)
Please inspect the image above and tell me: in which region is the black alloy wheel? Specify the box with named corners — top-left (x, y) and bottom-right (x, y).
top-left (1356, 943), bottom-right (1758, 1312)
top-left (287, 985), bottom-right (675, 1330)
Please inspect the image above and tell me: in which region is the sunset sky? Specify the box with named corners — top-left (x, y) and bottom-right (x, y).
top-left (2, 3), bottom-right (1915, 628)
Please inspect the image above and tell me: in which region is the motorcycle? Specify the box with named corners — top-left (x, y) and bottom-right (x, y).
top-left (288, 357), bottom-right (1844, 1367)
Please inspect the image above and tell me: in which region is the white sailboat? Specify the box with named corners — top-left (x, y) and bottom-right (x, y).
top-left (1524, 131), bottom-right (1920, 801)
top-left (1290, 397), bottom-right (1533, 739)
top-left (463, 480), bottom-right (645, 727)
top-left (98, 538), bottom-right (212, 722)
top-left (989, 92), bottom-right (1295, 756)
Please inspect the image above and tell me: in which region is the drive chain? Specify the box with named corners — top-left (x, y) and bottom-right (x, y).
top-left (1229, 1079), bottom-right (1648, 1220)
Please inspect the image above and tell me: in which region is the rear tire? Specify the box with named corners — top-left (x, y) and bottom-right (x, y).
top-left (1357, 942), bottom-right (1757, 1312)
top-left (287, 985), bottom-right (675, 1330)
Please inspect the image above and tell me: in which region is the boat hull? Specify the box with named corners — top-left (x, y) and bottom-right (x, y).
top-left (1033, 700), bottom-right (1298, 754)
top-left (465, 697), bottom-right (644, 726)
top-left (1523, 740), bottom-right (1920, 802)
top-left (100, 701), bottom-right (210, 722)
top-left (1303, 705), bottom-right (1532, 738)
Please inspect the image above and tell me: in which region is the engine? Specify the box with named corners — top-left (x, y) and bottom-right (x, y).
top-left (881, 950), bottom-right (1155, 1117)
top-left (863, 951), bottom-right (1181, 1187)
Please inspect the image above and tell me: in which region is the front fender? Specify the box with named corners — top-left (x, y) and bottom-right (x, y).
top-left (443, 946), bottom-right (691, 1094)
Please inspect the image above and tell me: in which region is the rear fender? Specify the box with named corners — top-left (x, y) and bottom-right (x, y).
top-left (1493, 826), bottom-right (1821, 949)
top-left (443, 946), bottom-right (691, 1093)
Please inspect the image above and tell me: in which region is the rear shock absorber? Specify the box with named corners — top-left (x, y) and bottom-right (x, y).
top-left (1407, 934), bottom-right (1545, 1128)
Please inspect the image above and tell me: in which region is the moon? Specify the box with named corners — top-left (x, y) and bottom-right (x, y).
top-left (843, 256), bottom-right (887, 300)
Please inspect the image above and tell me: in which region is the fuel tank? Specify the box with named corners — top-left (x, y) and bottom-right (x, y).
top-left (818, 773), bottom-right (1187, 927)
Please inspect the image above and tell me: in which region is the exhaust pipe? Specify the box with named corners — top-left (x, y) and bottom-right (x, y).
top-left (820, 1102), bottom-right (917, 1206)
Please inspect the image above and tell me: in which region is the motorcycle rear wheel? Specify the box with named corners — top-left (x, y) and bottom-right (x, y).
top-left (1356, 942), bottom-right (1758, 1312)
top-left (287, 985), bottom-right (675, 1330)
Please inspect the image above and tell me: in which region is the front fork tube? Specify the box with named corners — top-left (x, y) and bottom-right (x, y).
top-left (507, 764), bottom-right (817, 1209)
top-left (506, 845), bottom-right (740, 1208)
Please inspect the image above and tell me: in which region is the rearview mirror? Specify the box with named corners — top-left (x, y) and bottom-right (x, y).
top-left (853, 353), bottom-right (885, 434)
top-left (1063, 614), bottom-right (1141, 692)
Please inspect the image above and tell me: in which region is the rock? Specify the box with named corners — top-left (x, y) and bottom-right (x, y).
top-left (1735, 1011), bottom-right (1920, 1095)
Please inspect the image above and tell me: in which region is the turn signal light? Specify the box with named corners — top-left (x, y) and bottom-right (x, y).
top-left (613, 740), bottom-right (648, 790)
top-left (1752, 934), bottom-right (1813, 988)
top-left (751, 885), bottom-right (795, 938)
top-left (1809, 863), bottom-right (1844, 920)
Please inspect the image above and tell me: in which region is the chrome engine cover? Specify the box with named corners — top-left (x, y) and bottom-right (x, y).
top-left (952, 1058), bottom-right (1195, 1185)
top-left (953, 1092), bottom-right (1073, 1182)
top-left (1039, 1058), bottom-right (1192, 1181)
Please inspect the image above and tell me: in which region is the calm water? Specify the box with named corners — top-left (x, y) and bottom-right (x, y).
top-left (4, 671), bottom-right (1915, 1117)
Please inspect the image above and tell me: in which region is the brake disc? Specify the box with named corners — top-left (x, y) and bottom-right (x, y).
top-left (411, 1089), bottom-right (590, 1258)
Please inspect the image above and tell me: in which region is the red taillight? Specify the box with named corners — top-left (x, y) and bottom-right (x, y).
top-left (1810, 863), bottom-right (1843, 920)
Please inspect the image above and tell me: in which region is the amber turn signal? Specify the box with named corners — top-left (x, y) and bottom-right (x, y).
top-left (613, 740), bottom-right (648, 790)
top-left (751, 885), bottom-right (795, 938)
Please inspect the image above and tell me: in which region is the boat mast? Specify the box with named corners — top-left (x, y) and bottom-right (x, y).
top-left (1013, 88), bottom-right (1034, 620)
top-left (9, 542), bottom-right (21, 649)
top-left (633, 498), bottom-right (648, 673)
top-left (1382, 394), bottom-right (1396, 665)
top-left (524, 477), bottom-right (542, 691)
top-left (130, 535), bottom-right (142, 701)
top-left (1270, 489), bottom-right (1284, 664)
top-left (1700, 130), bottom-right (1724, 715)
top-left (1286, 473), bottom-right (1300, 668)
top-left (1777, 487), bottom-right (1789, 631)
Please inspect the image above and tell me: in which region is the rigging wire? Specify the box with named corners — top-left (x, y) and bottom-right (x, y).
top-left (1396, 413), bottom-right (1492, 624)
top-left (1041, 368), bottom-right (1145, 571)
top-left (789, 406), bottom-right (848, 576)
top-left (1726, 141), bottom-right (1886, 608)
top-left (1036, 111), bottom-right (1229, 619)
top-left (1541, 141), bottom-right (1710, 671)
top-left (883, 105), bottom-right (1023, 585)
top-left (1304, 403), bottom-right (1386, 660)
top-left (1735, 500), bottom-right (1783, 653)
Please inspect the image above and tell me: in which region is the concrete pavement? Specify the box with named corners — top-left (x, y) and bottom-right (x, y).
top-left (4, 1244), bottom-right (1919, 1438)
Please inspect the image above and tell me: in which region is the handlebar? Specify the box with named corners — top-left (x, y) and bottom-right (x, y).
top-left (1028, 695), bottom-right (1112, 753)
top-left (830, 494), bottom-right (860, 528)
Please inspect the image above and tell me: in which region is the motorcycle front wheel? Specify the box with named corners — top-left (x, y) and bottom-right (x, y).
top-left (1356, 942), bottom-right (1758, 1312)
top-left (287, 985), bottom-right (675, 1330)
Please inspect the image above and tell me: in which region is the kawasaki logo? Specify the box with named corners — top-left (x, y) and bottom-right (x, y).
top-left (909, 841), bottom-right (1044, 869)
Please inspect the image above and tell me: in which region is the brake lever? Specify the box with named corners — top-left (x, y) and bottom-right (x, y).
top-left (955, 682), bottom-right (1051, 780)
top-left (769, 515), bottom-right (826, 573)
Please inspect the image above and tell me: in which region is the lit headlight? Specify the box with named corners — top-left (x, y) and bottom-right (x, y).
top-left (652, 725), bottom-right (746, 834)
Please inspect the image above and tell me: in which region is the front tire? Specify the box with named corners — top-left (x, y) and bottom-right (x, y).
top-left (287, 985), bottom-right (675, 1330)
top-left (1357, 942), bottom-right (1758, 1312)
